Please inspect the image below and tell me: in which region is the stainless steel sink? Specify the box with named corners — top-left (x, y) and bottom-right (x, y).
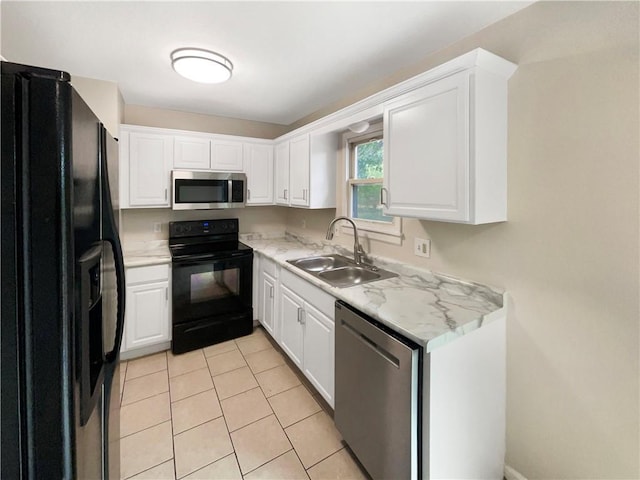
top-left (288, 254), bottom-right (350, 272)
top-left (318, 266), bottom-right (381, 287)
top-left (287, 254), bottom-right (397, 288)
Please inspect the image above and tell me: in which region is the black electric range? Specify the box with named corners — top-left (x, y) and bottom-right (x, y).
top-left (169, 219), bottom-right (253, 354)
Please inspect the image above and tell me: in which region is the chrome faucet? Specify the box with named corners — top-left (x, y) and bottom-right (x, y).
top-left (325, 216), bottom-right (366, 265)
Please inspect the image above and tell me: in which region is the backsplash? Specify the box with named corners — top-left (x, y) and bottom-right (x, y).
top-left (120, 206), bottom-right (288, 246)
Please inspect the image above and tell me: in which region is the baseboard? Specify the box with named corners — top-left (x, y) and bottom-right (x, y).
top-left (504, 464), bottom-right (528, 480)
top-left (120, 341), bottom-right (171, 361)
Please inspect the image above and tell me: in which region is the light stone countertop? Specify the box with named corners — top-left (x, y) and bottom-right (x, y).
top-left (241, 232), bottom-right (505, 352)
top-left (123, 240), bottom-right (171, 268)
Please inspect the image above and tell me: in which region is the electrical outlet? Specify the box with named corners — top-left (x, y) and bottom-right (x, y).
top-left (414, 237), bottom-right (431, 258)
top-left (153, 222), bottom-right (162, 233)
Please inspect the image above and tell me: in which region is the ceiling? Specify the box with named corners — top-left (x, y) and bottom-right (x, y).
top-left (1, 1), bottom-right (532, 126)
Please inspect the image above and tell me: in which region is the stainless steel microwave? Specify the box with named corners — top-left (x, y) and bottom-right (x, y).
top-left (172, 171), bottom-right (246, 210)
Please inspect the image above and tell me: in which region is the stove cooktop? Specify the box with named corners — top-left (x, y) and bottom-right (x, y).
top-left (168, 219), bottom-right (252, 262)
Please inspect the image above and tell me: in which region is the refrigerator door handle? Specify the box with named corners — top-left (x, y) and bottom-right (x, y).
top-left (103, 232), bottom-right (125, 363)
top-left (100, 128), bottom-right (126, 364)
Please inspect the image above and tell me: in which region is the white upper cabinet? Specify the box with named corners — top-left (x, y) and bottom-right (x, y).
top-left (211, 139), bottom-right (244, 171)
top-left (289, 134), bottom-right (310, 206)
top-left (274, 141), bottom-right (290, 205)
top-left (286, 133), bottom-right (337, 209)
top-left (174, 135), bottom-right (210, 169)
top-left (244, 142), bottom-right (274, 205)
top-left (122, 130), bottom-right (173, 208)
top-left (120, 125), bottom-right (270, 209)
top-left (383, 50), bottom-right (516, 224)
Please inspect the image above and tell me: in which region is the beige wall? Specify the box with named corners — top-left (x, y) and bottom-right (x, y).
top-left (71, 75), bottom-right (123, 138)
top-left (121, 206), bottom-right (287, 245)
top-left (124, 104), bottom-right (288, 139)
top-left (286, 2), bottom-right (640, 478)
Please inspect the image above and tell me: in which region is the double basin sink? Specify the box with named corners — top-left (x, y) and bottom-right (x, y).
top-left (287, 254), bottom-right (398, 288)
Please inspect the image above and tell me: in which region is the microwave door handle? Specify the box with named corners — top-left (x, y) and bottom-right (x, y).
top-left (228, 180), bottom-right (233, 202)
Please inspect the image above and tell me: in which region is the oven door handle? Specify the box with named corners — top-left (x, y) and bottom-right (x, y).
top-left (171, 252), bottom-right (252, 266)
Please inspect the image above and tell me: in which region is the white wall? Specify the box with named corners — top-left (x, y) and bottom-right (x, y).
top-left (125, 104), bottom-right (288, 139)
top-left (71, 75), bottom-right (123, 138)
top-left (120, 207), bottom-right (287, 246)
top-left (286, 2), bottom-right (640, 478)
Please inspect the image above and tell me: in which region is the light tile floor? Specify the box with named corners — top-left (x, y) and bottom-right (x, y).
top-left (119, 327), bottom-right (370, 480)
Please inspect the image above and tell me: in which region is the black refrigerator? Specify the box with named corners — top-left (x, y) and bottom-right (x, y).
top-left (1, 62), bottom-right (125, 479)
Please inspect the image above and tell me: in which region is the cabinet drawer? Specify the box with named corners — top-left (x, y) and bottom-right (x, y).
top-left (261, 256), bottom-right (278, 278)
top-left (280, 267), bottom-right (335, 319)
top-left (126, 264), bottom-right (170, 285)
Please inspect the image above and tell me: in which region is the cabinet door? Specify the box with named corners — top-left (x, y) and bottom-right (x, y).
top-left (274, 141), bottom-right (290, 205)
top-left (260, 271), bottom-right (277, 338)
top-left (253, 253), bottom-right (261, 321)
top-left (129, 132), bottom-right (172, 207)
top-left (383, 71), bottom-right (470, 222)
top-left (279, 285), bottom-right (305, 368)
top-left (174, 135), bottom-right (210, 169)
top-left (125, 281), bottom-right (169, 350)
top-left (289, 134), bottom-right (310, 207)
top-left (245, 143), bottom-right (274, 205)
top-left (211, 140), bottom-right (243, 171)
top-left (303, 303), bottom-right (335, 407)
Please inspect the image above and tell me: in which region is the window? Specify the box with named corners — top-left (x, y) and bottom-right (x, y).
top-left (349, 137), bottom-right (393, 223)
top-left (341, 125), bottom-right (401, 242)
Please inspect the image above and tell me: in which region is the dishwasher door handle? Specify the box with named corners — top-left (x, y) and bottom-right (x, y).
top-left (340, 319), bottom-right (400, 368)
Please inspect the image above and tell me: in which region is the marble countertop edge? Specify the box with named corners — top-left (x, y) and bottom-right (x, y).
top-left (241, 231), bottom-right (506, 351)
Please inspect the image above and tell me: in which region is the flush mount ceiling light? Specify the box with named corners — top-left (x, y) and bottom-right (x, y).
top-left (348, 121), bottom-right (370, 133)
top-left (171, 48), bottom-right (233, 84)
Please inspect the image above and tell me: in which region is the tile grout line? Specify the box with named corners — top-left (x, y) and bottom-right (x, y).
top-left (120, 388), bottom-right (170, 410)
top-left (265, 395), bottom-right (310, 479)
top-left (205, 352), bottom-right (246, 480)
top-left (303, 446), bottom-right (348, 473)
top-left (240, 447), bottom-right (300, 478)
top-left (123, 350), bottom-right (168, 382)
top-left (169, 368), bottom-right (178, 480)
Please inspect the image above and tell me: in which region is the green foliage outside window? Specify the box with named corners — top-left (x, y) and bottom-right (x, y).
top-left (351, 139), bottom-right (393, 223)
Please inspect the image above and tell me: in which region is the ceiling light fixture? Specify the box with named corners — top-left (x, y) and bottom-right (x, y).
top-left (171, 48), bottom-right (233, 84)
top-left (348, 121), bottom-right (370, 133)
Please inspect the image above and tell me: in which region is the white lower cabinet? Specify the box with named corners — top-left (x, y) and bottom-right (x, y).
top-left (257, 256), bottom-right (279, 337)
top-left (121, 264), bottom-right (171, 358)
top-left (279, 284), bottom-right (305, 368)
top-left (302, 303), bottom-right (334, 403)
top-left (278, 268), bottom-right (335, 407)
top-left (253, 256), bottom-right (336, 407)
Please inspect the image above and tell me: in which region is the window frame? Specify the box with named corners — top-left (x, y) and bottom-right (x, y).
top-left (339, 124), bottom-right (402, 244)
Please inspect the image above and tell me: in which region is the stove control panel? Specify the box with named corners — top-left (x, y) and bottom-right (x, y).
top-left (169, 218), bottom-right (239, 238)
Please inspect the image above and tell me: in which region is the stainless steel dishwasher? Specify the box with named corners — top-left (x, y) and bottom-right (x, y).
top-left (335, 300), bottom-right (422, 480)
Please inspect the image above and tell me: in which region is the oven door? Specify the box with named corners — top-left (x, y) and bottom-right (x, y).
top-left (172, 252), bottom-right (252, 325)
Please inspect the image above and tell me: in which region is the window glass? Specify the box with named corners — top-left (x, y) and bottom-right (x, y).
top-left (355, 139), bottom-right (383, 179)
top-left (350, 138), bottom-right (392, 223)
